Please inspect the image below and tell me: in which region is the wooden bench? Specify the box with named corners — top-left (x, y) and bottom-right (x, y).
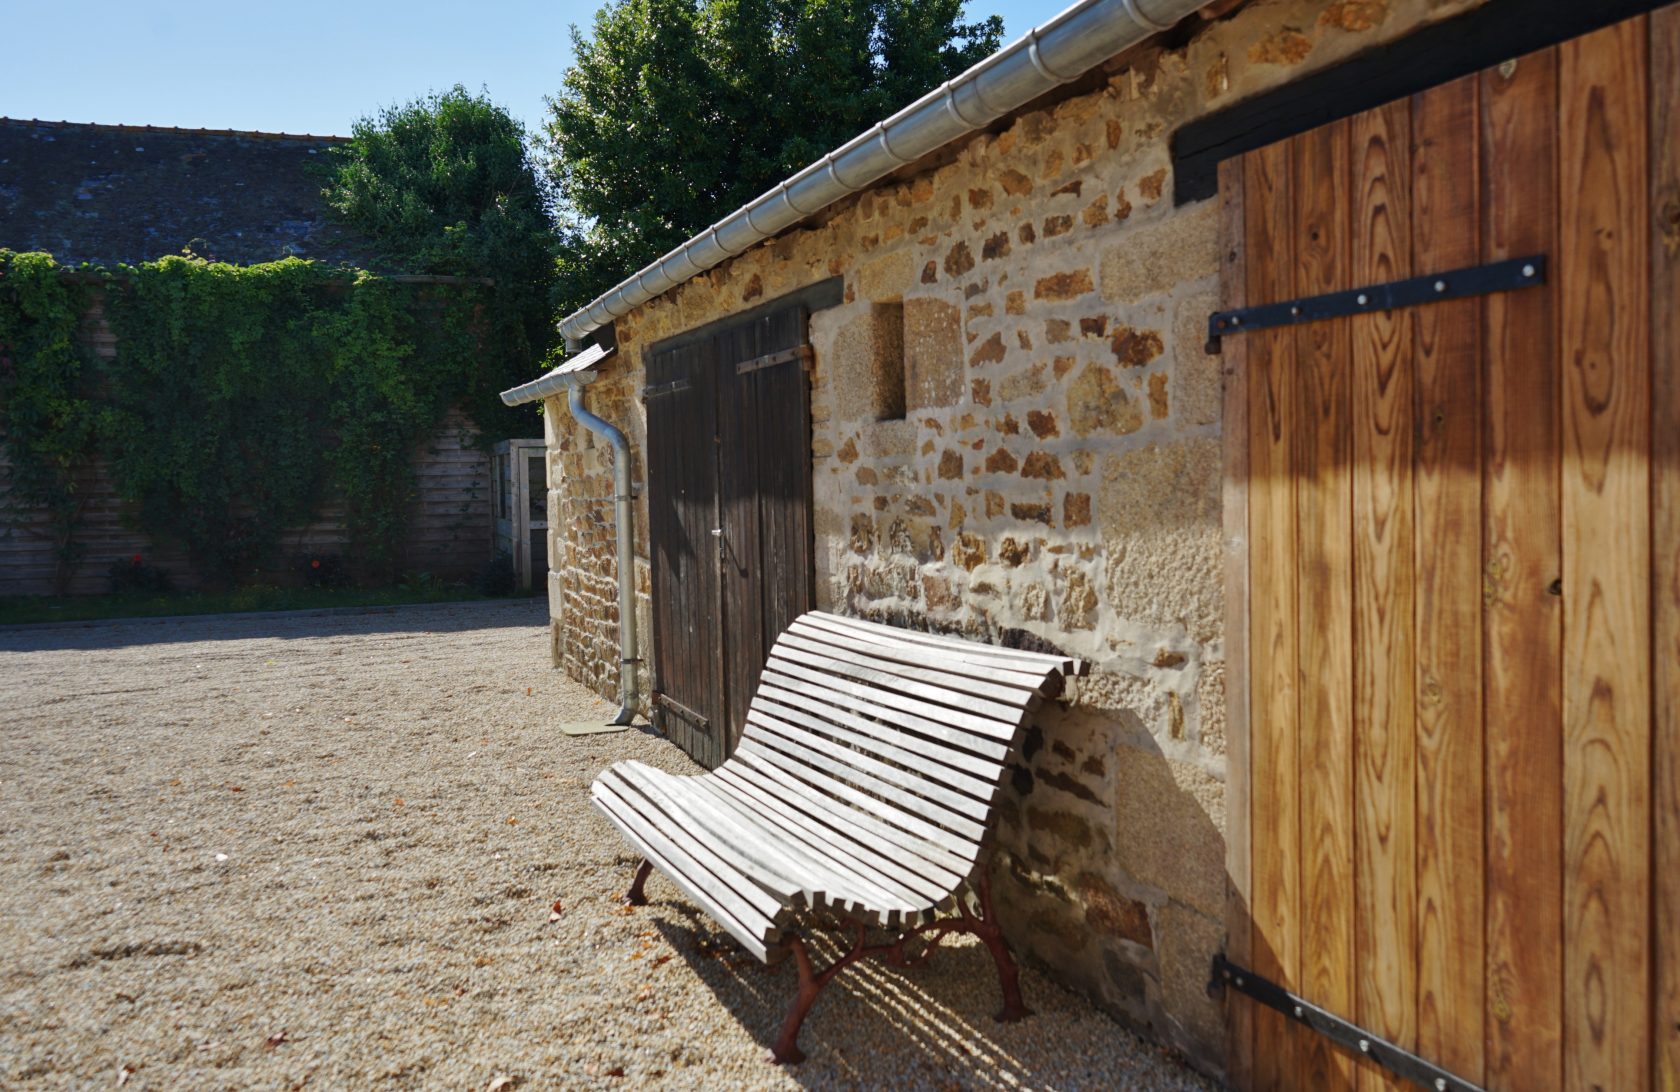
top-left (589, 609), bottom-right (1084, 1062)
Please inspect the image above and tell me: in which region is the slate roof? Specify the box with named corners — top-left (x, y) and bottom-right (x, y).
top-left (0, 118), bottom-right (389, 269)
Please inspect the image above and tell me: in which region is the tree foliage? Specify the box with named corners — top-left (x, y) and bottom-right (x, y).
top-left (322, 86), bottom-right (559, 436)
top-left (543, 0), bottom-right (1003, 310)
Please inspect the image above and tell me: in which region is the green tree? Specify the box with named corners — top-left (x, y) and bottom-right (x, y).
top-left (322, 86), bottom-right (559, 436)
top-left (543, 0), bottom-right (1003, 311)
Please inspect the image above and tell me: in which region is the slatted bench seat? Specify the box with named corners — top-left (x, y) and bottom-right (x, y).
top-left (589, 609), bottom-right (1084, 1062)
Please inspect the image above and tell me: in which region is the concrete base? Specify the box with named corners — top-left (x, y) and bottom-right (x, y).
top-left (557, 722), bottom-right (633, 737)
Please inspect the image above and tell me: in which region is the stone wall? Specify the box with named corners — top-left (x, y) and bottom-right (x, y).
top-left (540, 0), bottom-right (1481, 1075)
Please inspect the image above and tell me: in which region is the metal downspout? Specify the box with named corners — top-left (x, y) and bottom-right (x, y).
top-left (565, 385), bottom-right (639, 726)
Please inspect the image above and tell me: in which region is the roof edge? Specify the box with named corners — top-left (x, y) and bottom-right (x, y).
top-left (0, 117), bottom-right (351, 142)
top-left (556, 0), bottom-right (1213, 345)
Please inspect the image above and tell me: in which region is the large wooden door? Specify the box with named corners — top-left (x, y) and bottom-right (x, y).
top-left (1222, 9), bottom-right (1678, 1090)
top-left (645, 304), bottom-right (814, 768)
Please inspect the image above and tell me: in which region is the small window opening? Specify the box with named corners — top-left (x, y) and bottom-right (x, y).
top-left (869, 300), bottom-right (906, 422)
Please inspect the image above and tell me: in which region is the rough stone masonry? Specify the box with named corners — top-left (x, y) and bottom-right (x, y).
top-left (537, 0), bottom-right (1483, 1076)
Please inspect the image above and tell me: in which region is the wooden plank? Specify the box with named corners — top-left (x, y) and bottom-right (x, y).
top-left (716, 758), bottom-right (969, 890)
top-left (1243, 135), bottom-right (1301, 1092)
top-left (754, 680), bottom-right (1007, 775)
top-left (699, 772), bottom-right (946, 914)
top-left (1558, 18), bottom-right (1652, 1092)
top-left (1348, 96), bottom-right (1418, 1092)
top-left (768, 638), bottom-right (1027, 720)
top-left (735, 736), bottom-right (985, 855)
top-left (758, 656), bottom-right (1019, 741)
top-left (812, 610), bottom-right (1081, 674)
top-left (750, 693), bottom-right (997, 801)
top-left (750, 305), bottom-right (815, 663)
top-left (756, 667), bottom-right (1013, 760)
top-left (1216, 151), bottom-right (1255, 1092)
top-left (787, 616), bottom-right (1053, 692)
top-left (1409, 73), bottom-right (1486, 1084)
top-left (1652, 9), bottom-right (1680, 1090)
top-left (1478, 45), bottom-right (1564, 1092)
top-left (777, 628), bottom-right (1036, 707)
top-left (1290, 115), bottom-right (1357, 1092)
top-left (717, 319), bottom-right (766, 758)
top-left (746, 709), bottom-right (992, 830)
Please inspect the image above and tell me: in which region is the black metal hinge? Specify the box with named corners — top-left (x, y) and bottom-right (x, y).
top-left (1209, 955), bottom-right (1484, 1092)
top-left (1205, 254), bottom-right (1546, 353)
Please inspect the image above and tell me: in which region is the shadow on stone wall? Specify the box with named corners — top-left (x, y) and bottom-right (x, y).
top-left (990, 697), bottom-right (1227, 1078)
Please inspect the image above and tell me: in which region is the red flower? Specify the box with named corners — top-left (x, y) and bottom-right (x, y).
top-left (131, 554), bottom-right (143, 565)
top-left (310, 559), bottom-right (321, 569)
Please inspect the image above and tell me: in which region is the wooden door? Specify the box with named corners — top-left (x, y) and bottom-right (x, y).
top-left (645, 303), bottom-right (814, 767)
top-left (1221, 9), bottom-right (1678, 1090)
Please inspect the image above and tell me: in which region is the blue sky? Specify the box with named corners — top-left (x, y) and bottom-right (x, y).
top-left (2, 1), bottom-right (1055, 137)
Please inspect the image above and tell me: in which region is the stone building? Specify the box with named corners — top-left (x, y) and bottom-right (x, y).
top-left (506, 0), bottom-right (1680, 1086)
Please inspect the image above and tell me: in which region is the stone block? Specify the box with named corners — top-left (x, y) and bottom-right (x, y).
top-left (1066, 364), bottom-right (1143, 438)
top-left (1112, 743), bottom-right (1225, 917)
top-left (1098, 438), bottom-right (1222, 641)
top-left (1154, 900), bottom-right (1227, 1064)
top-left (1174, 289), bottom-right (1222, 426)
top-left (1034, 268), bottom-right (1094, 301)
top-left (856, 248), bottom-right (914, 301)
top-left (904, 296), bottom-right (963, 410)
top-left (1099, 199), bottom-right (1219, 305)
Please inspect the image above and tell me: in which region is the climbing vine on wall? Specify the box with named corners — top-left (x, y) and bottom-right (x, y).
top-left (0, 251), bottom-right (100, 594)
top-left (0, 251), bottom-right (484, 590)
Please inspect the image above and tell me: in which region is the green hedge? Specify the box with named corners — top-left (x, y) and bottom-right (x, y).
top-left (0, 250), bottom-right (488, 590)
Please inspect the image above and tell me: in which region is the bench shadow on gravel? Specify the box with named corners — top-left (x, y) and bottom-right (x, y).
top-left (0, 597), bottom-right (549, 653)
top-left (649, 909), bottom-right (1049, 1088)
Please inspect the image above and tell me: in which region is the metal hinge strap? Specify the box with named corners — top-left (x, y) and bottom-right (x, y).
top-left (736, 344), bottom-right (813, 375)
top-left (654, 691), bottom-right (710, 733)
top-left (640, 378), bottom-right (692, 401)
top-left (1205, 254), bottom-right (1546, 353)
top-left (1209, 955), bottom-right (1484, 1092)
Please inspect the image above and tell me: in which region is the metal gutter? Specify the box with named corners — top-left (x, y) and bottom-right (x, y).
top-left (556, 0), bottom-right (1212, 345)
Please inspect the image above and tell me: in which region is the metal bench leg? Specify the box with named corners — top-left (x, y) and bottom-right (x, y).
top-left (624, 859), bottom-right (653, 907)
top-left (772, 934), bottom-right (826, 1064)
top-left (967, 868), bottom-right (1031, 1023)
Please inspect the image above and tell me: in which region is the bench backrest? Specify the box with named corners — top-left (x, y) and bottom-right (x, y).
top-left (733, 611), bottom-right (1082, 892)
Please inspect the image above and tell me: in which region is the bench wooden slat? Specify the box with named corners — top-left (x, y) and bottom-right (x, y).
top-left (701, 771), bottom-right (948, 914)
top-left (811, 610), bottom-right (1083, 675)
top-left (792, 613), bottom-right (1055, 689)
top-left (718, 758), bottom-right (969, 892)
top-left (735, 741), bottom-right (982, 863)
top-left (590, 785), bottom-right (777, 958)
top-left (756, 672), bottom-right (1011, 762)
top-left (607, 762), bottom-right (814, 906)
top-left (746, 708), bottom-right (993, 828)
top-left (759, 658), bottom-right (1018, 742)
top-left (779, 626), bottom-right (1041, 706)
top-left (594, 774), bottom-right (787, 926)
top-left (766, 643), bottom-right (1025, 723)
top-left (688, 777), bottom-right (925, 920)
top-left (751, 693), bottom-right (996, 802)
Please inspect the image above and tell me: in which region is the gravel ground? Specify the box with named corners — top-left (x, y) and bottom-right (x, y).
top-left (0, 599), bottom-right (1211, 1091)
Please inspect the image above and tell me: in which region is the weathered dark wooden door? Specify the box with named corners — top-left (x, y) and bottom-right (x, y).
top-left (645, 304), bottom-right (814, 768)
top-left (1221, 9), bottom-right (1678, 1091)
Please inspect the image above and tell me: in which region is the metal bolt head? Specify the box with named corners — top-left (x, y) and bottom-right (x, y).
top-left (1436, 1080), bottom-right (1449, 1091)
top-left (1290, 305), bottom-right (1301, 317)
top-left (1230, 315), bottom-right (1241, 326)
top-left (1234, 975), bottom-right (1244, 987)
top-left (1292, 1004), bottom-right (1304, 1018)
top-left (1523, 263), bottom-right (1536, 277)
top-left (1356, 293), bottom-right (1369, 306)
top-left (1358, 1038), bottom-right (1370, 1053)
top-left (1434, 279), bottom-right (1448, 292)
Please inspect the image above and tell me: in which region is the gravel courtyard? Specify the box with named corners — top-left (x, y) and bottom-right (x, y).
top-left (0, 599), bottom-right (1210, 1090)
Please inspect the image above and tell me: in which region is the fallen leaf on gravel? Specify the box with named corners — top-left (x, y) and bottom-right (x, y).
top-left (117, 1064), bottom-right (136, 1086)
top-left (265, 1030), bottom-right (288, 1050)
top-left (526, 687), bottom-right (532, 696)
top-left (505, 817), bottom-right (518, 826)
top-left (394, 798), bottom-right (404, 807)
top-left (604, 1066), bottom-right (625, 1078)
top-left (548, 900), bottom-right (563, 923)
top-left (228, 785), bottom-right (243, 793)
top-left (651, 954), bottom-right (671, 968)
top-left (486, 1077), bottom-right (516, 1092)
